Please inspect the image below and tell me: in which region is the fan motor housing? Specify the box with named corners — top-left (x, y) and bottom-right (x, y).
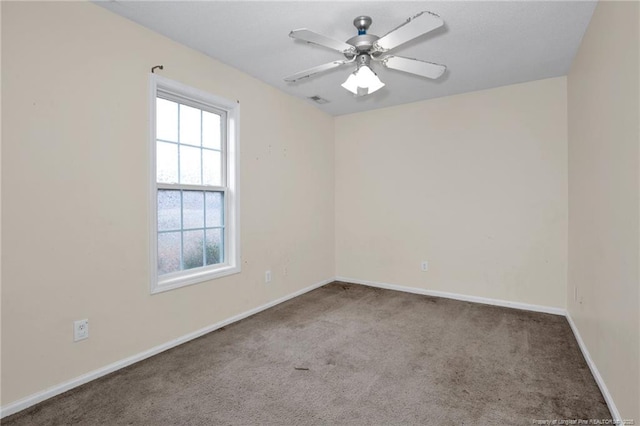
top-left (346, 34), bottom-right (380, 54)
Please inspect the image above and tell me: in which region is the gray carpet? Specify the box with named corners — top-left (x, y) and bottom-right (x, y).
top-left (3, 282), bottom-right (610, 425)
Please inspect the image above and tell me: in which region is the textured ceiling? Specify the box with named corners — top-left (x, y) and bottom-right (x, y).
top-left (97, 1), bottom-right (596, 116)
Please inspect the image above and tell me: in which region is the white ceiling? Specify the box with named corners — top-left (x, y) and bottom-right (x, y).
top-left (97, 1), bottom-right (596, 116)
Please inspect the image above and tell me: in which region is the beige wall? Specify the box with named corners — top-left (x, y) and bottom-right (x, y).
top-left (1, 2), bottom-right (334, 406)
top-left (567, 1), bottom-right (639, 420)
top-left (335, 77), bottom-right (568, 309)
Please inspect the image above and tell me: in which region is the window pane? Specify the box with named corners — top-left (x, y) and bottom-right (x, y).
top-left (183, 191), bottom-right (204, 230)
top-left (205, 192), bottom-right (224, 227)
top-left (206, 228), bottom-right (223, 265)
top-left (183, 230), bottom-right (204, 270)
top-left (156, 98), bottom-right (178, 142)
top-left (157, 142), bottom-right (178, 183)
top-left (158, 190), bottom-right (181, 231)
top-left (202, 111), bottom-right (221, 150)
top-left (180, 104), bottom-right (201, 146)
top-left (158, 232), bottom-right (181, 275)
top-left (203, 150), bottom-right (222, 186)
top-left (180, 145), bottom-right (202, 185)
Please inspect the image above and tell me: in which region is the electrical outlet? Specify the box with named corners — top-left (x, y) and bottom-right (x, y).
top-left (421, 261), bottom-right (428, 272)
top-left (74, 319), bottom-right (89, 342)
top-left (265, 270), bottom-right (272, 283)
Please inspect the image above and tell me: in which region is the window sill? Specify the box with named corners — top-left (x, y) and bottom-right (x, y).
top-left (151, 264), bottom-right (241, 294)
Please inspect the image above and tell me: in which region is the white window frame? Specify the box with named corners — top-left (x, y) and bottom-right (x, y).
top-left (149, 74), bottom-right (240, 294)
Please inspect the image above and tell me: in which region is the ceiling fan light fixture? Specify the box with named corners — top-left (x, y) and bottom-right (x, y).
top-left (341, 65), bottom-right (385, 96)
top-left (285, 12), bottom-right (446, 98)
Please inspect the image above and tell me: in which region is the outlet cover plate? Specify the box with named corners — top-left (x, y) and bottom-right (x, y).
top-left (74, 319), bottom-right (89, 342)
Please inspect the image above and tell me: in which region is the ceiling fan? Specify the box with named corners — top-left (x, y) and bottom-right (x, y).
top-left (284, 12), bottom-right (447, 97)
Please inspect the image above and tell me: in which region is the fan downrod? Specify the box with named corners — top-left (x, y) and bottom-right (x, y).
top-left (353, 16), bottom-right (372, 34)
top-left (346, 15), bottom-right (380, 57)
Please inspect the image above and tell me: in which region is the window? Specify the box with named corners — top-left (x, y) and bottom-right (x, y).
top-left (149, 75), bottom-right (240, 294)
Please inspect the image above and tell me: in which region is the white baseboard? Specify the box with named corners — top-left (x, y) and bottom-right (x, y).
top-left (0, 277), bottom-right (334, 419)
top-left (565, 312), bottom-right (621, 422)
top-left (337, 276), bottom-right (566, 316)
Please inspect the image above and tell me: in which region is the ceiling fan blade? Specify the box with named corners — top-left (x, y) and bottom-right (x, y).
top-left (284, 60), bottom-right (350, 82)
top-left (289, 29), bottom-right (356, 54)
top-left (382, 56), bottom-right (446, 79)
top-left (374, 11), bottom-right (444, 53)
